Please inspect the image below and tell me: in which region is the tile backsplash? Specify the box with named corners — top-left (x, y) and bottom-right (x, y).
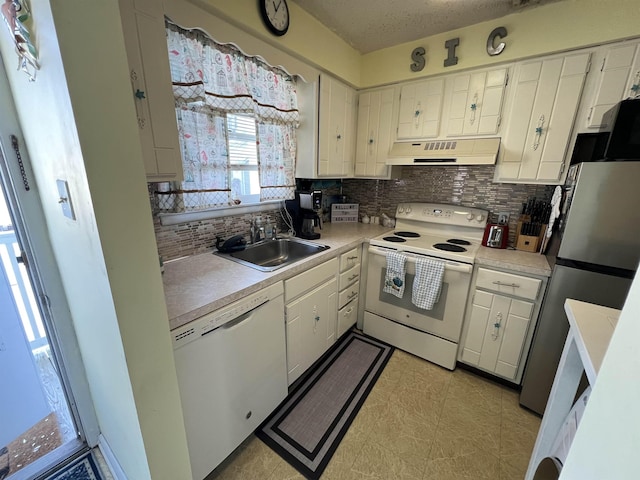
top-left (342, 165), bottom-right (555, 245)
top-left (153, 208), bottom-right (284, 261)
top-left (152, 165), bottom-right (555, 259)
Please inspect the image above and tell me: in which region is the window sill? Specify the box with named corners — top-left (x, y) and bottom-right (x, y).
top-left (158, 200), bottom-right (284, 226)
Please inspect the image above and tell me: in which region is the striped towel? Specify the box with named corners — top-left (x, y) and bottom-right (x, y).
top-left (383, 251), bottom-right (407, 298)
top-left (412, 257), bottom-right (445, 310)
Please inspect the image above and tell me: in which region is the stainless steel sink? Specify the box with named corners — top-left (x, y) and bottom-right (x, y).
top-left (215, 237), bottom-right (330, 271)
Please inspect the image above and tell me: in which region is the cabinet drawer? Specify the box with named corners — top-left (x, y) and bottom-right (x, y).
top-left (337, 297), bottom-right (358, 338)
top-left (339, 263), bottom-right (361, 290)
top-left (339, 247), bottom-right (361, 272)
top-left (339, 281), bottom-right (359, 309)
top-left (476, 268), bottom-right (541, 300)
top-left (285, 258), bottom-right (338, 302)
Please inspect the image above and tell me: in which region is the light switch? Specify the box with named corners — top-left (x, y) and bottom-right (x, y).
top-left (56, 179), bottom-right (76, 220)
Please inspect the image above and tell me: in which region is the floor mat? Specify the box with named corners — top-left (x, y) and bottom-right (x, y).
top-left (256, 331), bottom-right (393, 480)
top-left (43, 452), bottom-right (103, 480)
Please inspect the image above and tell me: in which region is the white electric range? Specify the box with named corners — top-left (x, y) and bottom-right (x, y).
top-left (364, 202), bottom-right (488, 369)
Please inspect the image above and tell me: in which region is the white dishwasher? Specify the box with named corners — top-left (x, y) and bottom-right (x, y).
top-left (172, 281), bottom-right (288, 480)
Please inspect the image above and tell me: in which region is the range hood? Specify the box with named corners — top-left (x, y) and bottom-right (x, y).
top-left (386, 137), bottom-right (500, 166)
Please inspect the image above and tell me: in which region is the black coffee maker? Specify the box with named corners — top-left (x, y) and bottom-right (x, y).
top-left (285, 190), bottom-right (322, 240)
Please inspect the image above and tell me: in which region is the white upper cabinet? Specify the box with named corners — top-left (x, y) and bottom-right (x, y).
top-left (582, 41), bottom-right (640, 129)
top-left (446, 67), bottom-right (509, 137)
top-left (318, 74), bottom-right (357, 177)
top-left (396, 78), bottom-right (444, 139)
top-left (355, 87), bottom-right (399, 179)
top-left (494, 52), bottom-right (591, 184)
top-left (119, 0), bottom-right (183, 181)
top-left (296, 74), bottom-right (356, 179)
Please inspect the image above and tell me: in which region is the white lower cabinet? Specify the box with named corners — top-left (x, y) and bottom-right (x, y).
top-left (285, 258), bottom-right (338, 385)
top-left (461, 290), bottom-right (533, 380)
top-left (337, 298), bottom-right (358, 339)
top-left (459, 266), bottom-right (547, 383)
top-left (337, 247), bottom-right (361, 337)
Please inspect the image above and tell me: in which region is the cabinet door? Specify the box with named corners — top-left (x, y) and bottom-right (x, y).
top-left (461, 290), bottom-right (533, 381)
top-left (446, 68), bottom-right (508, 137)
top-left (397, 79), bottom-right (444, 139)
top-left (586, 42), bottom-right (640, 129)
top-left (285, 277), bottom-right (337, 385)
top-left (318, 74), bottom-right (356, 177)
top-left (496, 53), bottom-right (590, 184)
top-left (119, 0), bottom-right (183, 181)
top-left (355, 88), bottom-right (396, 178)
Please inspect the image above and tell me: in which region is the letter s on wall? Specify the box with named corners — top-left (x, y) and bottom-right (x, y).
top-left (410, 47), bottom-right (426, 72)
top-left (487, 27), bottom-right (507, 56)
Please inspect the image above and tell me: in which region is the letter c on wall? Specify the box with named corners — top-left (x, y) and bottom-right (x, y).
top-left (487, 27), bottom-right (507, 56)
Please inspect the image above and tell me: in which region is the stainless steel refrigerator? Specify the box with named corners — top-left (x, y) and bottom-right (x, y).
top-left (519, 161), bottom-right (640, 415)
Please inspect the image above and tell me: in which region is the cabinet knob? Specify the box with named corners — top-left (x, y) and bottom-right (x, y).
top-left (631, 71), bottom-right (640, 97)
top-left (469, 92), bottom-right (478, 125)
top-left (337, 134), bottom-right (342, 140)
top-left (532, 114), bottom-right (545, 150)
top-left (135, 89), bottom-right (146, 100)
top-left (491, 312), bottom-right (503, 340)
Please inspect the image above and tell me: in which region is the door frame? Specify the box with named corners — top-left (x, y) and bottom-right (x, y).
top-left (0, 62), bottom-right (99, 448)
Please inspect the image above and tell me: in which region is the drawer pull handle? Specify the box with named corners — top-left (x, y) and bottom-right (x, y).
top-left (348, 274), bottom-right (359, 281)
top-left (348, 291), bottom-right (357, 299)
top-left (348, 256), bottom-right (358, 260)
top-left (492, 281), bottom-right (520, 288)
top-left (345, 307), bottom-right (353, 315)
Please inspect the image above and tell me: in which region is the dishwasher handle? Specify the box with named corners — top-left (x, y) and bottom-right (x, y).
top-left (202, 298), bottom-right (270, 336)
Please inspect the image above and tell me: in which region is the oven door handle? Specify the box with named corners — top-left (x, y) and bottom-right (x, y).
top-left (368, 246), bottom-right (472, 274)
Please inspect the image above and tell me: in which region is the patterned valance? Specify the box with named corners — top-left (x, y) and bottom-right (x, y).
top-left (166, 21), bottom-right (299, 124)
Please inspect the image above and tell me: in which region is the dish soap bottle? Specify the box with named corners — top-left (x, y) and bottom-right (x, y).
top-left (265, 219), bottom-right (273, 239)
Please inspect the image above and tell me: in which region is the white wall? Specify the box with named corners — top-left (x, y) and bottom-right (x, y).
top-left (0, 0), bottom-right (191, 479)
top-left (559, 270), bottom-right (640, 479)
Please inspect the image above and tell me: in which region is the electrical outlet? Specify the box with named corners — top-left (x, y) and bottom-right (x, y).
top-left (498, 212), bottom-right (510, 224)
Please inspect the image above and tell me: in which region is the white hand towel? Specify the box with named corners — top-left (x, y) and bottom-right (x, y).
top-left (383, 251), bottom-right (407, 298)
top-left (412, 257), bottom-right (445, 310)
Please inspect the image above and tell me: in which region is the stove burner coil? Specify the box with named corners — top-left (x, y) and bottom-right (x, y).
top-left (382, 236), bottom-right (406, 242)
top-left (394, 231), bottom-right (420, 238)
top-left (433, 243), bottom-right (467, 252)
top-left (447, 238), bottom-right (471, 245)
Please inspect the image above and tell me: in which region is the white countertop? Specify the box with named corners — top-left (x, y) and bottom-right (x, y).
top-left (564, 299), bottom-right (621, 384)
top-left (475, 246), bottom-right (552, 277)
top-left (163, 223), bottom-right (392, 330)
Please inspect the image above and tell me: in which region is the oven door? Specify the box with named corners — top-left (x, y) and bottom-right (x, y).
top-left (365, 245), bottom-right (473, 342)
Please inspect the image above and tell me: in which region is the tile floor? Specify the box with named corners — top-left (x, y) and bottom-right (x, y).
top-left (207, 349), bottom-right (541, 480)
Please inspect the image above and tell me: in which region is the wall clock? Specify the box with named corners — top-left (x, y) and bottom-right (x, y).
top-left (259, 0), bottom-right (289, 36)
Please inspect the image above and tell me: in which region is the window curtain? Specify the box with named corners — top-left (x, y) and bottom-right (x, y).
top-left (166, 21), bottom-right (299, 206)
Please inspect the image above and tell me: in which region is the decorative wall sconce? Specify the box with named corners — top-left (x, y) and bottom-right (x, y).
top-left (1, 0), bottom-right (39, 81)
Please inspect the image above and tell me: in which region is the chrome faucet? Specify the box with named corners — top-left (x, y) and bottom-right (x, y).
top-left (249, 218), bottom-right (264, 243)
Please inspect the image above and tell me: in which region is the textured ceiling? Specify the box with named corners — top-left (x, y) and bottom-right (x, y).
top-left (291, 0), bottom-right (563, 54)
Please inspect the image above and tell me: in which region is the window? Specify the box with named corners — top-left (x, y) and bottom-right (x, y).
top-left (162, 21), bottom-right (299, 213)
top-left (228, 113), bottom-right (259, 204)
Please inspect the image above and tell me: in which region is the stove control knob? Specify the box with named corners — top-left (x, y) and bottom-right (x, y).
top-left (466, 213), bottom-right (474, 221)
top-left (398, 206), bottom-right (405, 213)
top-left (476, 214), bottom-right (485, 222)
top-left (406, 206), bottom-right (412, 214)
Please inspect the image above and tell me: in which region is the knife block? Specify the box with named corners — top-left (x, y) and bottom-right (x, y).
top-left (515, 217), bottom-right (547, 253)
